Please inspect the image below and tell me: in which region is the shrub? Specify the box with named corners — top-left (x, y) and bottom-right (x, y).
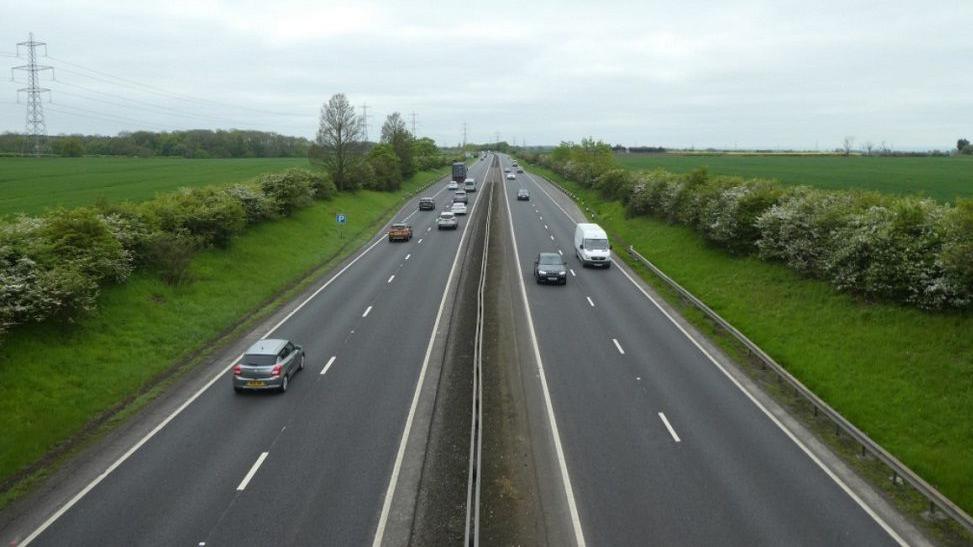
top-left (225, 183), bottom-right (277, 224)
top-left (143, 187), bottom-right (247, 247)
top-left (365, 144), bottom-right (403, 191)
top-left (259, 171), bottom-right (315, 216)
top-left (698, 181), bottom-right (784, 252)
top-left (594, 168), bottom-right (633, 201)
top-left (36, 207), bottom-right (133, 283)
top-left (146, 232), bottom-right (199, 286)
top-left (940, 199), bottom-right (973, 304)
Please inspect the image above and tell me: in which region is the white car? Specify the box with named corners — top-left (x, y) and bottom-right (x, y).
top-left (451, 202), bottom-right (468, 215)
top-left (437, 211), bottom-right (458, 230)
top-left (447, 181), bottom-right (458, 190)
top-left (506, 173), bottom-right (516, 180)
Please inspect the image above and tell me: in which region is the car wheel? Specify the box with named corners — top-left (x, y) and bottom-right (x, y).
top-left (605, 262), bottom-right (612, 270)
top-left (299, 354), bottom-right (305, 371)
top-left (234, 386), bottom-right (243, 394)
top-left (280, 373), bottom-right (289, 393)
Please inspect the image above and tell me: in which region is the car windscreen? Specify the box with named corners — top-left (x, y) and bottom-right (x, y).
top-left (585, 238), bottom-right (609, 251)
top-left (243, 354), bottom-right (276, 366)
top-left (539, 255), bottom-right (563, 265)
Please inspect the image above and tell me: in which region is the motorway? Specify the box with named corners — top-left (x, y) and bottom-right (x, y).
top-left (15, 158), bottom-right (491, 546)
top-left (6, 153), bottom-right (916, 546)
top-left (496, 154), bottom-right (903, 546)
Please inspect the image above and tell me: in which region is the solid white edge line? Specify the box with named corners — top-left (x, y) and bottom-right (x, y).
top-left (236, 452), bottom-right (269, 491)
top-left (500, 158), bottom-right (587, 546)
top-left (363, 305), bottom-right (373, 318)
top-left (17, 205), bottom-right (403, 545)
top-left (612, 338), bottom-right (625, 355)
top-left (372, 160), bottom-right (492, 547)
top-left (321, 356), bottom-right (337, 375)
top-left (388, 275), bottom-right (395, 284)
top-left (526, 165), bottom-right (905, 544)
top-left (586, 297), bottom-right (594, 307)
top-left (658, 412), bottom-right (681, 443)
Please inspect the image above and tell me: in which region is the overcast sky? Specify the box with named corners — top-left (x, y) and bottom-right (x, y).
top-left (2, 0), bottom-right (971, 150)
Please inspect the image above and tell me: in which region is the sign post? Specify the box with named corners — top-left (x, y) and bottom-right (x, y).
top-left (336, 213), bottom-right (347, 240)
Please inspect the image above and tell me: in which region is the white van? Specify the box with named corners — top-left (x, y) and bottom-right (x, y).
top-left (574, 223), bottom-right (611, 268)
top-left (464, 178), bottom-right (476, 192)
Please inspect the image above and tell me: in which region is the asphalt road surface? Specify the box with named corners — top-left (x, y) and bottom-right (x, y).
top-left (496, 154), bottom-right (902, 546)
top-left (18, 158), bottom-right (491, 547)
top-left (7, 154), bottom-right (918, 547)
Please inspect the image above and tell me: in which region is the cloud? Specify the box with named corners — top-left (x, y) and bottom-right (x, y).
top-left (1, 0), bottom-right (971, 148)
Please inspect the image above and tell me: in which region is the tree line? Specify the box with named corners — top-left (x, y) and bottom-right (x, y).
top-left (0, 129), bottom-right (311, 158)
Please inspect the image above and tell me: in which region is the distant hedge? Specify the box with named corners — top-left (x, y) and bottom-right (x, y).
top-left (521, 142), bottom-right (973, 310)
top-left (0, 168), bottom-right (332, 339)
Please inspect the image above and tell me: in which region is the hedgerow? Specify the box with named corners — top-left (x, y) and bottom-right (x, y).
top-left (0, 167), bottom-right (339, 341)
top-left (520, 143), bottom-right (973, 310)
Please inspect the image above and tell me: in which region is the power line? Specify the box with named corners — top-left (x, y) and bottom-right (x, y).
top-left (49, 81), bottom-right (264, 127)
top-left (45, 54), bottom-right (308, 118)
top-left (11, 33), bottom-right (54, 155)
top-left (47, 104), bottom-right (182, 131)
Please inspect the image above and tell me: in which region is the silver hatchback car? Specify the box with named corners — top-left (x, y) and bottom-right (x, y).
top-left (233, 338), bottom-right (305, 393)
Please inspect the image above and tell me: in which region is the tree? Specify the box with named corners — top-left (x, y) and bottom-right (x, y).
top-left (311, 93), bottom-right (366, 191)
top-left (55, 137), bottom-right (84, 157)
top-left (863, 141), bottom-right (874, 156)
top-left (381, 112), bottom-right (415, 178)
top-left (842, 136), bottom-right (855, 156)
top-left (958, 138), bottom-right (970, 153)
top-left (365, 143), bottom-right (403, 191)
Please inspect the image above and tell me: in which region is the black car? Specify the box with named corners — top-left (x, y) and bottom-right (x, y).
top-left (517, 189), bottom-right (530, 201)
top-left (534, 252), bottom-right (567, 285)
top-left (419, 197), bottom-right (436, 210)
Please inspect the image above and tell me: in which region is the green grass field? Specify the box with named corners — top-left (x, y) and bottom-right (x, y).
top-left (0, 167), bottom-right (446, 504)
top-left (528, 163), bottom-right (973, 517)
top-left (0, 157), bottom-right (308, 216)
top-left (615, 153), bottom-right (973, 202)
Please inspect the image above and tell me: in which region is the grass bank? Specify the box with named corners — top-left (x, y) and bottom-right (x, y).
top-left (0, 156), bottom-right (307, 215)
top-left (615, 153), bottom-right (973, 202)
top-left (0, 167), bottom-right (447, 502)
top-left (528, 163), bottom-right (973, 516)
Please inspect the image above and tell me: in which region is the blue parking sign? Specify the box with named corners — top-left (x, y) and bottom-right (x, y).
top-left (336, 214), bottom-right (347, 224)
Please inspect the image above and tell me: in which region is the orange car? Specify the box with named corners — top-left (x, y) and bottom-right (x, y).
top-left (388, 223), bottom-right (413, 242)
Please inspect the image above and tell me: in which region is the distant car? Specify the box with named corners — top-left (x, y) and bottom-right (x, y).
top-left (453, 190), bottom-right (468, 204)
top-left (517, 188), bottom-right (530, 201)
top-left (506, 173), bottom-right (516, 180)
top-left (464, 178), bottom-right (476, 192)
top-left (418, 197), bottom-right (436, 211)
top-left (233, 339), bottom-right (305, 393)
top-left (388, 223), bottom-right (413, 241)
top-left (504, 168), bottom-right (511, 173)
top-left (534, 252), bottom-right (567, 285)
top-left (447, 181), bottom-right (458, 190)
top-left (451, 201), bottom-right (468, 215)
top-left (437, 210), bottom-right (458, 230)
top-left (517, 167), bottom-right (524, 173)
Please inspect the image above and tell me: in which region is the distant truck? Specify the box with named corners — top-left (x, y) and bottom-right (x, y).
top-left (452, 162), bottom-right (467, 183)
